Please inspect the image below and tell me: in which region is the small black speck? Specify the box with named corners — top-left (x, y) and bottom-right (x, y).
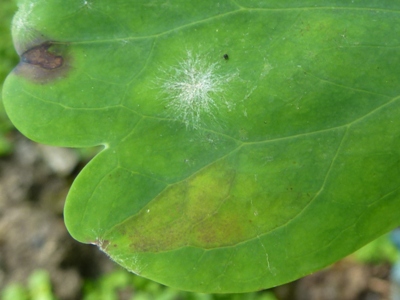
top-left (223, 53), bottom-right (229, 60)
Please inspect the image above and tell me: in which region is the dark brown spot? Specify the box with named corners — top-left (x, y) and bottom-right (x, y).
top-left (21, 42), bottom-right (63, 69)
top-left (14, 41), bottom-right (71, 84)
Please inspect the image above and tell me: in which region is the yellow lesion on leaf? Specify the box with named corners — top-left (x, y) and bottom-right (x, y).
top-left (107, 161), bottom-right (261, 252)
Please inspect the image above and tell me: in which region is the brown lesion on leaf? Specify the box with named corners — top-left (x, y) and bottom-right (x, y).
top-left (21, 42), bottom-right (64, 69)
top-left (14, 41), bottom-right (71, 84)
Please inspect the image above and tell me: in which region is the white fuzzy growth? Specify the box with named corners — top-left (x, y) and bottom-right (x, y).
top-left (12, 2), bottom-right (34, 34)
top-left (12, 1), bottom-right (40, 53)
top-left (81, 0), bottom-right (94, 9)
top-left (160, 51), bottom-right (232, 129)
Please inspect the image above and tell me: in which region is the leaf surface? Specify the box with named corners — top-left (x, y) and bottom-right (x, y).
top-left (3, 0), bottom-right (400, 292)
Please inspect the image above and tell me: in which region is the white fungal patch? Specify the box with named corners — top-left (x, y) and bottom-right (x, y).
top-left (81, 0), bottom-right (94, 10)
top-left (12, 1), bottom-right (38, 52)
top-left (159, 51), bottom-right (235, 129)
top-left (111, 253), bottom-right (147, 275)
top-left (90, 229), bottom-right (109, 253)
top-left (95, 237), bottom-right (109, 252)
top-left (13, 2), bottom-right (34, 31)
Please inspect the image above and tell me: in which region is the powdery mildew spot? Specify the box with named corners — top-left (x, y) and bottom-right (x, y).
top-left (159, 51), bottom-right (235, 129)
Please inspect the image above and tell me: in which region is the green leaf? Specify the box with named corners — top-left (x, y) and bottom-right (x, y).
top-left (0, 0), bottom-right (18, 156)
top-left (3, 0), bottom-right (400, 293)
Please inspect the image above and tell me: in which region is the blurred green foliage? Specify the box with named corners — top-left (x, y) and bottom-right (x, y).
top-left (0, 0), bottom-right (18, 155)
top-left (83, 268), bottom-right (278, 300)
top-left (1, 268), bottom-right (278, 300)
top-left (0, 0), bottom-right (17, 85)
top-left (353, 233), bottom-right (398, 264)
top-left (1, 284), bottom-right (29, 300)
top-left (1, 270), bottom-right (57, 300)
